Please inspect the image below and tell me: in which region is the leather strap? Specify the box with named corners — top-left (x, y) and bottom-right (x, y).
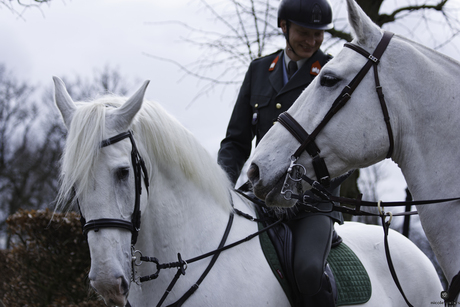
top-left (79, 130), bottom-right (149, 245)
top-left (278, 112), bottom-right (321, 157)
top-left (278, 113), bottom-right (331, 186)
top-left (301, 31), bottom-right (394, 159)
top-left (278, 32), bottom-right (395, 189)
top-left (344, 31), bottom-right (395, 157)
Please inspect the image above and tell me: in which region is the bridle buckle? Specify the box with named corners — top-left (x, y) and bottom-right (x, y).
top-left (368, 54), bottom-right (379, 63)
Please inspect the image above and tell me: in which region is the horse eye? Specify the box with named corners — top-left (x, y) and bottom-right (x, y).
top-left (320, 75), bottom-right (340, 87)
top-left (116, 167), bottom-right (130, 181)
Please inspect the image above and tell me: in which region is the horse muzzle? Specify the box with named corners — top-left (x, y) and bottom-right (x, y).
top-left (248, 163), bottom-right (297, 208)
top-left (90, 276), bottom-right (129, 307)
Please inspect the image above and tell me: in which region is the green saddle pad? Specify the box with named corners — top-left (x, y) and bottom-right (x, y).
top-left (328, 242), bottom-right (372, 306)
top-left (258, 227), bottom-right (371, 306)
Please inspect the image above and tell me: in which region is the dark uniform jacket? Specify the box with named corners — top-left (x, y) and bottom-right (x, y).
top-left (218, 49), bottom-right (332, 184)
top-left (218, 49), bottom-right (344, 224)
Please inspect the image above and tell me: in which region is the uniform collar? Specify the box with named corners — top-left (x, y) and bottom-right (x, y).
top-left (283, 49), bottom-right (308, 72)
top-left (279, 49), bottom-right (324, 96)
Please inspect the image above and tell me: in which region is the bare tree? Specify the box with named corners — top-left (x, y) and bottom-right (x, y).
top-left (0, 64), bottom-right (62, 248)
top-left (55, 65), bottom-right (131, 102)
top-left (145, 0), bottom-right (282, 102)
top-left (146, 0), bottom-right (460, 101)
top-left (0, 64), bottom-right (133, 248)
top-left (1, 0), bottom-right (53, 19)
top-left (327, 0), bottom-right (457, 42)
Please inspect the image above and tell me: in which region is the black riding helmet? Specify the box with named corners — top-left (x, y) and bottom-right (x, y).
top-left (278, 0), bottom-right (333, 30)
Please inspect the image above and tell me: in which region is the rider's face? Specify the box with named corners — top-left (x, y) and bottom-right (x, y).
top-left (281, 20), bottom-right (324, 61)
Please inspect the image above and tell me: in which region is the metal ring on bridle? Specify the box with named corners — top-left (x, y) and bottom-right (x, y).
top-left (287, 163), bottom-right (307, 182)
top-left (386, 211), bottom-right (393, 224)
top-left (377, 200), bottom-right (393, 224)
top-left (377, 200), bottom-right (384, 215)
top-left (133, 249), bottom-right (143, 266)
top-left (283, 189), bottom-right (293, 200)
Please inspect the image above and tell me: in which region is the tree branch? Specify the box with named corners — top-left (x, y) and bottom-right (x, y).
top-left (378, 0), bottom-right (449, 26)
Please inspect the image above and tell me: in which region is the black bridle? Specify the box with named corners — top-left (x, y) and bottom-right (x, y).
top-left (79, 130), bottom-right (149, 246)
top-left (278, 31), bottom-right (395, 192)
top-left (77, 130), bottom-right (285, 307)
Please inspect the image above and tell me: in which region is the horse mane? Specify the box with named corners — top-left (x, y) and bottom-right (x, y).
top-left (56, 95), bottom-right (233, 213)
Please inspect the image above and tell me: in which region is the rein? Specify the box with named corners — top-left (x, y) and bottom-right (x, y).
top-left (133, 200), bottom-right (282, 307)
top-left (137, 211), bottom-right (235, 307)
top-left (290, 172), bottom-right (460, 307)
top-left (298, 172), bottom-right (460, 214)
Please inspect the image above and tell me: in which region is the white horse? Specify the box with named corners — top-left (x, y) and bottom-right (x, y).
top-left (53, 75), bottom-right (441, 307)
top-left (250, 0), bottom-right (456, 299)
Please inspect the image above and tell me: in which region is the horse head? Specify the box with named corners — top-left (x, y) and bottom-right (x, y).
top-left (54, 77), bottom-right (150, 306)
top-left (248, 0), bottom-right (395, 207)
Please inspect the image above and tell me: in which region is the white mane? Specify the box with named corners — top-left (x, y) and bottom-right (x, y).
top-left (56, 95), bottom-right (232, 213)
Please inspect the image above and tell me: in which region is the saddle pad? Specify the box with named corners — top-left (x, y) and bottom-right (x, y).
top-left (328, 242), bottom-right (372, 306)
top-left (258, 224), bottom-right (371, 306)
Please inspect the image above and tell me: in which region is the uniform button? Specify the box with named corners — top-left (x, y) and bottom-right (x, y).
top-left (276, 103), bottom-right (282, 109)
top-left (255, 103), bottom-right (259, 108)
top-left (273, 121), bottom-right (277, 125)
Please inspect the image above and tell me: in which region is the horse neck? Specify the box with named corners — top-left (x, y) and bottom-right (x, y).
top-left (134, 138), bottom-right (234, 261)
top-left (386, 36), bottom-right (460, 281)
top-left (388, 36), bottom-right (460, 198)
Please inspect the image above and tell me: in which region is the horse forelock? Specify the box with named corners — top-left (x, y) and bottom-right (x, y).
top-left (56, 99), bottom-right (112, 212)
top-left (56, 95), bottom-right (232, 213)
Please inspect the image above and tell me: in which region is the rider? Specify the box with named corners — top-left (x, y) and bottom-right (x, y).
top-left (218, 0), bottom-right (344, 305)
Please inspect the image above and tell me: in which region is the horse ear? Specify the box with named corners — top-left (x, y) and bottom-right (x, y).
top-left (346, 0), bottom-right (381, 45)
top-left (53, 76), bottom-right (76, 128)
top-left (112, 80), bottom-right (150, 129)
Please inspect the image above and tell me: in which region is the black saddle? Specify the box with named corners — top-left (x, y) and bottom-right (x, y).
top-left (242, 190), bottom-right (340, 307)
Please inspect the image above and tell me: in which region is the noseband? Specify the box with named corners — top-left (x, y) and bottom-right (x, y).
top-left (278, 31), bottom-right (394, 197)
top-left (79, 130), bottom-right (149, 245)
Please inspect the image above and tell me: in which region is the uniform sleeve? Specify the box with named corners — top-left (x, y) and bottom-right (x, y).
top-left (218, 64), bottom-right (255, 185)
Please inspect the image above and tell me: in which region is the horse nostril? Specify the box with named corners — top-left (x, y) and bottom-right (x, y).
top-left (118, 277), bottom-right (130, 296)
top-left (247, 163), bottom-right (260, 184)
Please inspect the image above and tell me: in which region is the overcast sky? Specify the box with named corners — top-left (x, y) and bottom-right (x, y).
top-left (2, 0), bottom-right (459, 203)
top-left (1, 0), bottom-right (236, 154)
